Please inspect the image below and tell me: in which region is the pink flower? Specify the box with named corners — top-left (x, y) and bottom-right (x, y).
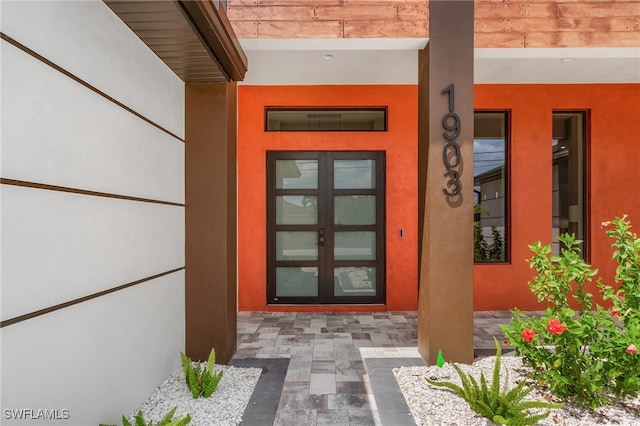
top-left (547, 318), bottom-right (567, 335)
top-left (601, 220), bottom-right (611, 228)
top-left (521, 328), bottom-right (535, 342)
top-left (626, 344), bottom-right (638, 355)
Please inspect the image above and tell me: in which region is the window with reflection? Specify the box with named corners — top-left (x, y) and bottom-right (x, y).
top-left (474, 112), bottom-right (508, 263)
top-left (552, 112), bottom-right (587, 258)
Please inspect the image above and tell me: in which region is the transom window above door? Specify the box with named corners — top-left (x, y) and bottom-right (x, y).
top-left (265, 108), bottom-right (387, 132)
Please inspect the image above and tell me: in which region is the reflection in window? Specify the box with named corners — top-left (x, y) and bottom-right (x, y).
top-left (275, 160), bottom-right (318, 189)
top-left (276, 267), bottom-right (318, 297)
top-left (334, 160), bottom-right (376, 189)
top-left (276, 195), bottom-right (317, 225)
top-left (334, 267), bottom-right (376, 297)
top-left (552, 112), bottom-right (586, 257)
top-left (474, 112), bottom-right (508, 262)
top-left (334, 232), bottom-right (376, 260)
top-left (334, 195), bottom-right (376, 225)
top-left (276, 232), bottom-right (318, 261)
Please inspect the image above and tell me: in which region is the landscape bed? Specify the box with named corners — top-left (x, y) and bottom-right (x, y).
top-left (394, 356), bottom-right (640, 426)
top-left (130, 365), bottom-right (262, 426)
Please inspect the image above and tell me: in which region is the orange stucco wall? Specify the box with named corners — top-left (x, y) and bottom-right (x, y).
top-left (474, 84), bottom-right (640, 311)
top-left (237, 85), bottom-right (419, 311)
top-left (237, 84), bottom-right (640, 312)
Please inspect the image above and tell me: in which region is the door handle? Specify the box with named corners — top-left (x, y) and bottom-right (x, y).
top-left (318, 228), bottom-right (325, 246)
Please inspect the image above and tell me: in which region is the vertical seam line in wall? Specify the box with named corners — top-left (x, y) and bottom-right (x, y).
top-left (0, 178), bottom-right (186, 207)
top-left (0, 267), bottom-right (186, 328)
top-left (0, 32), bottom-right (185, 144)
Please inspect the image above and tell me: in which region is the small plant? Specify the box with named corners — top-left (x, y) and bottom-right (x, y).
top-left (100, 406), bottom-right (191, 426)
top-left (488, 225), bottom-right (505, 261)
top-left (502, 215), bottom-right (640, 408)
top-left (180, 348), bottom-right (223, 398)
top-left (426, 338), bottom-right (562, 425)
top-left (474, 224), bottom-right (489, 260)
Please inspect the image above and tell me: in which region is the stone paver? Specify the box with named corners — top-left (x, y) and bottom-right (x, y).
top-left (233, 311), bottom-right (515, 426)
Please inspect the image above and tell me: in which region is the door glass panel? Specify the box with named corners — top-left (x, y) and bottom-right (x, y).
top-left (334, 232), bottom-right (376, 260)
top-left (276, 267), bottom-right (318, 297)
top-left (334, 195), bottom-right (376, 225)
top-left (276, 160), bottom-right (318, 189)
top-left (276, 232), bottom-right (318, 260)
top-left (334, 267), bottom-right (376, 296)
top-left (334, 160), bottom-right (376, 189)
top-left (276, 196), bottom-right (317, 224)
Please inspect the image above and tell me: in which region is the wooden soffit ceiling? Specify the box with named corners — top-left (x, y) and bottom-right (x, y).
top-left (227, 0), bottom-right (639, 49)
top-left (105, 0), bottom-right (248, 82)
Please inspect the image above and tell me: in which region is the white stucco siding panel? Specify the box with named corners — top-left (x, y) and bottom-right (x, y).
top-left (0, 0), bottom-right (184, 138)
top-left (1, 40), bottom-right (184, 204)
top-left (0, 271), bottom-right (185, 426)
top-left (0, 185), bottom-right (185, 321)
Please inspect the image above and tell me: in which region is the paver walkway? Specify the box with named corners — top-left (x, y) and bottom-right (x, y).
top-left (231, 311), bottom-right (513, 426)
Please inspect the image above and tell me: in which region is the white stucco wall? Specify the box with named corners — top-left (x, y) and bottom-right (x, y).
top-left (1, 272), bottom-right (185, 425)
top-left (1, 1), bottom-right (185, 424)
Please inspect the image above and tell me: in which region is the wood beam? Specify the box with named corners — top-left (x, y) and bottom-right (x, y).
top-left (257, 20), bottom-right (343, 37)
top-left (345, 20), bottom-right (427, 38)
top-left (315, 5), bottom-right (397, 21)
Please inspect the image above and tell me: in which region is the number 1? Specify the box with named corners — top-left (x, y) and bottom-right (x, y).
top-left (441, 84), bottom-right (454, 112)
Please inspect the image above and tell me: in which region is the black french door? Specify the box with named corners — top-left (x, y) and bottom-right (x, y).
top-left (267, 151), bottom-right (385, 304)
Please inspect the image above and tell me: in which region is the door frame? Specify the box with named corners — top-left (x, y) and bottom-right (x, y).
top-left (266, 151), bottom-right (386, 305)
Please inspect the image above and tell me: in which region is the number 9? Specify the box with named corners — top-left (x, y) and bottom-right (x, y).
top-left (442, 112), bottom-right (460, 141)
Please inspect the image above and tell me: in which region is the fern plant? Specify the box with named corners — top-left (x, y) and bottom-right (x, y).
top-left (180, 347), bottom-right (223, 398)
top-left (425, 338), bottom-right (563, 425)
top-left (100, 406), bottom-right (191, 426)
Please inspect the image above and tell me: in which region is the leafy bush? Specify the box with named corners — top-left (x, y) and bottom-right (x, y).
top-left (501, 215), bottom-right (640, 408)
top-left (180, 348), bottom-right (223, 398)
top-left (426, 338), bottom-right (562, 425)
top-left (100, 406), bottom-right (191, 426)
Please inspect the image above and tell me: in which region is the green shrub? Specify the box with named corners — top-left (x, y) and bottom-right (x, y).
top-left (474, 224), bottom-right (489, 260)
top-left (488, 225), bottom-right (505, 261)
top-left (426, 338), bottom-right (562, 425)
top-left (100, 406), bottom-right (191, 426)
top-left (180, 348), bottom-right (223, 398)
top-left (501, 215), bottom-right (640, 408)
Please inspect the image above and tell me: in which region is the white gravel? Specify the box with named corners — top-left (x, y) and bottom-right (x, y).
top-left (394, 356), bottom-right (640, 426)
top-left (131, 364), bottom-right (262, 426)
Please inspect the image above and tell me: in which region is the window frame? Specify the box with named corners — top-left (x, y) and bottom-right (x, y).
top-left (551, 110), bottom-right (590, 262)
top-left (264, 107), bottom-right (388, 132)
top-left (473, 110), bottom-right (511, 264)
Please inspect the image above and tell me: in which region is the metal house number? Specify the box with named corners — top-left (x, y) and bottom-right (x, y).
top-left (441, 84), bottom-right (462, 197)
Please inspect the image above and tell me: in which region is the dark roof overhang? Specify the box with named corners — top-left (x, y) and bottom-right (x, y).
top-left (104, 0), bottom-right (247, 83)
